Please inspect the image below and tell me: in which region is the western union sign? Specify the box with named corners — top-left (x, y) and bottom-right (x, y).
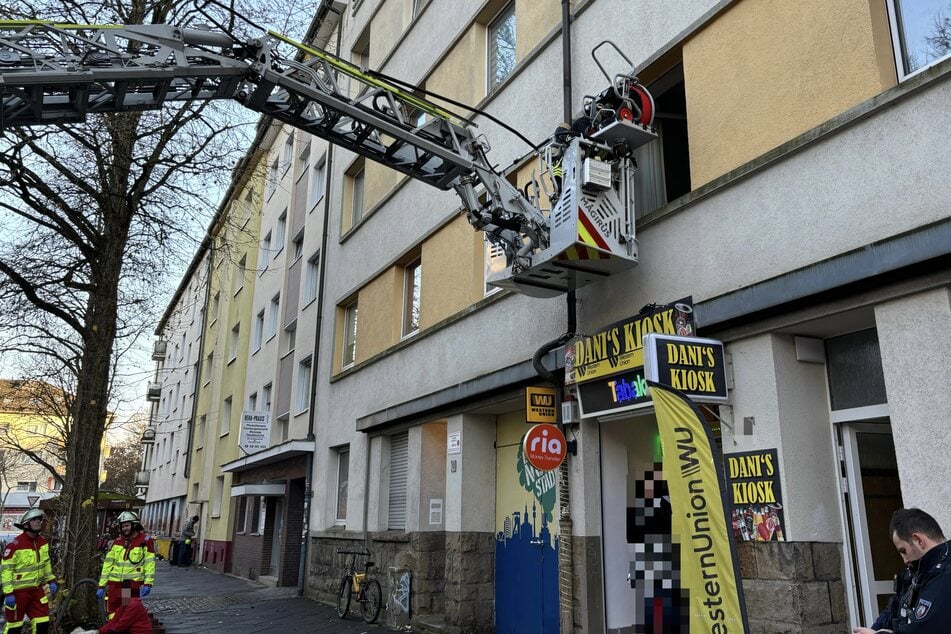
top-left (565, 298), bottom-right (695, 385)
top-left (526, 386), bottom-right (557, 423)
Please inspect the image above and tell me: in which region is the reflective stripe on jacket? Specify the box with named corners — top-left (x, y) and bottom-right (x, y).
top-left (98, 532), bottom-right (155, 586)
top-left (1, 532), bottom-right (55, 594)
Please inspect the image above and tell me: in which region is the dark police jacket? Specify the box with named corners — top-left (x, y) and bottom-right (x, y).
top-left (884, 542), bottom-right (951, 633)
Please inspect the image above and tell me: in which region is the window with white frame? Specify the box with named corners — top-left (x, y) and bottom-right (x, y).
top-left (487, 3), bottom-right (516, 92)
top-left (285, 322), bottom-right (296, 355)
top-left (196, 414), bottom-right (206, 448)
top-left (212, 475), bottom-right (225, 517)
top-left (248, 391), bottom-right (258, 412)
top-left (233, 255), bottom-right (246, 296)
top-left (888, 0), bottom-right (951, 78)
top-left (292, 229), bottom-right (304, 261)
top-left (253, 310), bottom-right (265, 351)
top-left (259, 232), bottom-right (271, 272)
top-left (350, 165), bottom-right (365, 226)
top-left (298, 139), bottom-right (311, 168)
top-left (304, 251), bottom-right (320, 304)
top-left (266, 157), bottom-right (279, 197)
top-left (250, 496), bottom-right (263, 533)
top-left (342, 299), bottom-right (358, 367)
top-left (275, 210), bottom-right (287, 253)
top-left (236, 496), bottom-right (248, 533)
top-left (335, 446), bottom-right (350, 524)
top-left (229, 323), bottom-right (240, 362)
top-left (296, 356), bottom-right (312, 413)
top-left (262, 383), bottom-right (273, 415)
top-left (221, 396), bottom-right (232, 435)
top-left (402, 257), bottom-right (421, 336)
top-left (309, 155), bottom-right (326, 209)
top-left (267, 294), bottom-right (281, 339)
top-left (282, 135), bottom-right (294, 173)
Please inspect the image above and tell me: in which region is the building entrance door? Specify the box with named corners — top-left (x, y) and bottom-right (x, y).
top-left (839, 421), bottom-right (902, 627)
top-left (268, 498), bottom-right (284, 577)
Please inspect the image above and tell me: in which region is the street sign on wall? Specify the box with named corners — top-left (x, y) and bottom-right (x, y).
top-left (239, 411), bottom-right (271, 453)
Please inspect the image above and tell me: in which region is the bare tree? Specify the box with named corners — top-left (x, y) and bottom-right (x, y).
top-left (0, 0), bottom-right (313, 625)
top-left (927, 8), bottom-right (951, 63)
top-left (101, 432), bottom-right (146, 496)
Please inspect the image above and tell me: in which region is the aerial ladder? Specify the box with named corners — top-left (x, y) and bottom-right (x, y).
top-left (0, 20), bottom-right (656, 297)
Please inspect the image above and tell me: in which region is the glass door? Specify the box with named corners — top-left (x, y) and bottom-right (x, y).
top-left (840, 421), bottom-right (902, 626)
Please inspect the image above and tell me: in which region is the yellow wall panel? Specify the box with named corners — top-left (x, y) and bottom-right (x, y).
top-left (358, 267), bottom-right (402, 360)
top-left (421, 217), bottom-right (484, 327)
top-left (683, 0), bottom-right (897, 186)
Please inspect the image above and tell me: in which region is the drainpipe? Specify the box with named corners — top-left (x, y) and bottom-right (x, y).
top-left (299, 0), bottom-right (343, 595)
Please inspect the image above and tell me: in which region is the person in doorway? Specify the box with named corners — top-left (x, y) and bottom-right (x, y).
top-left (177, 515), bottom-right (198, 567)
top-left (853, 507), bottom-right (951, 634)
top-left (70, 582), bottom-right (152, 634)
top-left (97, 511), bottom-right (155, 620)
top-left (1, 509), bottom-right (58, 634)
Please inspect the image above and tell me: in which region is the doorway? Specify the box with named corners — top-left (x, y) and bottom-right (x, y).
top-left (268, 498), bottom-right (284, 577)
top-left (839, 421), bottom-right (902, 626)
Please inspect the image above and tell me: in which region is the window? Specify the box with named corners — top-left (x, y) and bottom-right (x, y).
top-left (253, 310), bottom-right (265, 351)
top-left (248, 391), bottom-right (258, 412)
top-left (285, 322), bottom-right (297, 355)
top-left (210, 291), bottom-right (220, 322)
top-left (342, 299), bottom-right (359, 367)
top-left (387, 432), bottom-right (409, 530)
top-left (298, 139), bottom-right (311, 167)
top-left (275, 210), bottom-right (287, 253)
top-left (204, 351), bottom-right (213, 384)
top-left (296, 356), bottom-right (312, 413)
top-left (196, 415), bottom-right (206, 449)
top-left (250, 496), bottom-right (263, 533)
top-left (304, 251), bottom-right (320, 304)
top-left (212, 476), bottom-right (225, 517)
top-left (889, 0), bottom-right (951, 78)
top-left (16, 481), bottom-right (36, 492)
top-left (487, 3), bottom-right (516, 91)
top-left (335, 447), bottom-right (350, 524)
top-left (229, 323), bottom-right (240, 362)
top-left (221, 396), bottom-right (233, 435)
top-left (267, 294), bottom-right (281, 339)
top-left (278, 414), bottom-right (289, 443)
top-left (292, 230), bottom-right (304, 261)
top-left (282, 136), bottom-right (294, 173)
top-left (309, 155), bottom-right (326, 209)
top-left (266, 157), bottom-right (279, 197)
top-left (262, 383), bottom-right (273, 415)
top-left (259, 232), bottom-right (271, 272)
top-left (233, 255), bottom-right (246, 296)
top-left (239, 191), bottom-right (253, 228)
top-left (350, 165), bottom-right (365, 226)
top-left (236, 496), bottom-right (248, 533)
top-left (402, 258), bottom-right (422, 336)
top-left (412, 0), bottom-right (424, 18)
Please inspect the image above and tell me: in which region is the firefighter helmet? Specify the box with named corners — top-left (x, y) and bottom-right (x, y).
top-left (117, 511), bottom-right (140, 524)
top-left (14, 508), bottom-right (45, 530)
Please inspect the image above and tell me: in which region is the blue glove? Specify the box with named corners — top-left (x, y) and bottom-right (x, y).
top-left (4, 595), bottom-right (15, 608)
top-left (48, 582), bottom-right (57, 595)
top-left (95, 588), bottom-right (105, 600)
top-left (139, 585), bottom-right (151, 598)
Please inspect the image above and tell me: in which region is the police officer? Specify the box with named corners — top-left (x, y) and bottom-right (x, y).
top-left (853, 508), bottom-right (951, 633)
top-left (97, 511), bottom-right (155, 620)
top-left (1, 509), bottom-right (57, 634)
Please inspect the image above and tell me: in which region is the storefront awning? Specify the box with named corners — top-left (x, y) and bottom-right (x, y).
top-left (220, 438), bottom-right (314, 473)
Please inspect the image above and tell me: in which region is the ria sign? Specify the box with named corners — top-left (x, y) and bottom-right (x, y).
top-left (522, 424), bottom-right (567, 471)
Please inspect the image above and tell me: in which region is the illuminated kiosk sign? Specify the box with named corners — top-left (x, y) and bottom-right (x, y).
top-left (643, 333), bottom-right (728, 403)
top-left (577, 368), bottom-right (652, 418)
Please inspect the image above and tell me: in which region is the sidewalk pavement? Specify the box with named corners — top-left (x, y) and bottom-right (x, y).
top-left (144, 562), bottom-right (401, 633)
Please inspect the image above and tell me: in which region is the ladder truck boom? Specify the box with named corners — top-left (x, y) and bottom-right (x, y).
top-left (0, 21), bottom-right (656, 297)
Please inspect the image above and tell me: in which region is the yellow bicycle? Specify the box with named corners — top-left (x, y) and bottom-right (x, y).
top-left (335, 549), bottom-right (382, 623)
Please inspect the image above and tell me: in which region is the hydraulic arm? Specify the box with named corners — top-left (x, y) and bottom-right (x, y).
top-left (0, 21), bottom-right (656, 297)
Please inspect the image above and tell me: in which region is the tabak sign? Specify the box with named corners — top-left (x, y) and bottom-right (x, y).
top-left (725, 448), bottom-right (786, 542)
top-left (565, 298), bottom-right (695, 385)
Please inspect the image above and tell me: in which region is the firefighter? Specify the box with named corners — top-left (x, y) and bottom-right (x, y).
top-left (1, 508), bottom-right (58, 634)
top-left (96, 511), bottom-right (154, 620)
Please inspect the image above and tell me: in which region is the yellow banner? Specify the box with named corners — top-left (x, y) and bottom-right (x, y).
top-left (649, 382), bottom-right (749, 633)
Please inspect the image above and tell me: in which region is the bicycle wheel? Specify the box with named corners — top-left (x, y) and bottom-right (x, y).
top-left (360, 578), bottom-right (383, 624)
top-left (336, 575), bottom-right (352, 618)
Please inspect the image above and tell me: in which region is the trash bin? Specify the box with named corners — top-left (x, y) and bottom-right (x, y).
top-left (168, 539), bottom-right (180, 566)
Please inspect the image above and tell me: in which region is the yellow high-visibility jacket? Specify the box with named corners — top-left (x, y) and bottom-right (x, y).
top-left (98, 531), bottom-right (155, 586)
top-left (1, 532), bottom-right (55, 594)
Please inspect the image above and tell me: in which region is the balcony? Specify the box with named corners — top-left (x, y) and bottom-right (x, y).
top-left (146, 383), bottom-right (162, 401)
top-left (134, 470), bottom-right (150, 486)
top-left (152, 339), bottom-right (167, 360)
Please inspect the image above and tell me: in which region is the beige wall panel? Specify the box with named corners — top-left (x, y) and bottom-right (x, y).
top-left (420, 216), bottom-right (483, 328)
top-left (516, 0), bottom-right (559, 60)
top-left (428, 28), bottom-right (484, 110)
top-left (358, 267), bottom-right (402, 360)
top-left (369, 0), bottom-right (409, 69)
top-left (683, 0), bottom-right (897, 186)
top-left (365, 161), bottom-right (400, 213)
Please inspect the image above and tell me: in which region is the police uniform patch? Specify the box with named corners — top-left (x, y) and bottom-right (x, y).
top-left (915, 598), bottom-right (932, 620)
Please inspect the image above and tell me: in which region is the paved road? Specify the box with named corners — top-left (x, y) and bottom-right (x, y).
top-left (144, 563), bottom-right (396, 633)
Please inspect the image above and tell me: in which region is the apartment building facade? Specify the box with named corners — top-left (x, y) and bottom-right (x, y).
top-left (146, 0), bottom-right (951, 631)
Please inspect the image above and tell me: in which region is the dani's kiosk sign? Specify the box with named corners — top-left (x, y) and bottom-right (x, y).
top-left (568, 298), bottom-right (695, 417)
